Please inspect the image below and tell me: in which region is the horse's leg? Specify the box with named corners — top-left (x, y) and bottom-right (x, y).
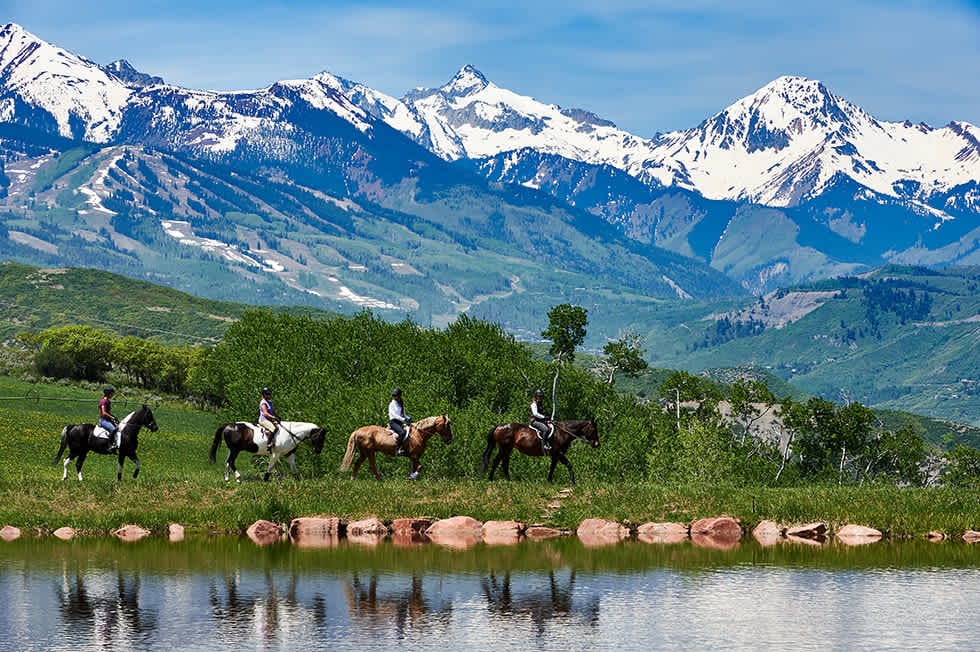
top-left (487, 449), bottom-right (502, 480)
top-left (408, 458), bottom-right (421, 480)
top-left (351, 451), bottom-right (366, 479)
top-left (286, 453), bottom-right (300, 480)
top-left (367, 452), bottom-right (382, 481)
top-left (61, 455), bottom-right (71, 481)
top-left (75, 453), bottom-right (86, 482)
top-left (263, 453), bottom-right (279, 482)
top-left (550, 453), bottom-right (575, 485)
top-left (501, 450), bottom-right (512, 481)
top-left (130, 452), bottom-right (140, 480)
top-left (226, 449), bottom-right (240, 483)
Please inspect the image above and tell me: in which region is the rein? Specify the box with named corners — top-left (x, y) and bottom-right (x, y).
top-left (552, 421), bottom-right (593, 444)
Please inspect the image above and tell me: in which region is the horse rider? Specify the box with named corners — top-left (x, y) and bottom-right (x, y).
top-left (258, 387), bottom-right (281, 452)
top-left (530, 389), bottom-right (553, 453)
top-left (99, 385), bottom-right (120, 453)
top-left (388, 388), bottom-right (412, 456)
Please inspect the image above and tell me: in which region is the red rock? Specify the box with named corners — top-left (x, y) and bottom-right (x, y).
top-left (925, 531), bottom-right (945, 542)
top-left (752, 520), bottom-right (782, 547)
top-left (347, 517), bottom-right (388, 536)
top-left (426, 516), bottom-right (483, 536)
top-left (482, 520), bottom-right (525, 546)
top-left (0, 525), bottom-right (21, 542)
top-left (53, 526), bottom-right (76, 540)
top-left (785, 522), bottom-right (827, 539)
top-left (246, 520), bottom-right (282, 546)
top-left (114, 524), bottom-right (150, 542)
top-left (577, 518), bottom-right (629, 547)
top-left (836, 524), bottom-right (882, 546)
top-left (636, 522), bottom-right (688, 545)
top-left (289, 516), bottom-right (341, 548)
top-left (166, 523), bottom-right (185, 542)
top-left (391, 518), bottom-right (432, 535)
top-left (691, 516), bottom-right (742, 550)
top-left (524, 525), bottom-right (565, 540)
top-left (963, 530), bottom-right (980, 543)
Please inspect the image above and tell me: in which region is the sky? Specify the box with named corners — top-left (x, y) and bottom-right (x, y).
top-left (5, 0), bottom-right (980, 136)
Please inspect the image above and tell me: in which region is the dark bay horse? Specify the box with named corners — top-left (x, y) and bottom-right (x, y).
top-left (209, 421), bottom-right (325, 482)
top-left (53, 405), bottom-right (159, 481)
top-left (340, 414), bottom-right (453, 480)
top-left (481, 419), bottom-right (599, 485)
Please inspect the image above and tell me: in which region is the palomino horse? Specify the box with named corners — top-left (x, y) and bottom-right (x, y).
top-left (209, 421), bottom-right (326, 482)
top-left (340, 414), bottom-right (453, 480)
top-left (53, 405), bottom-right (159, 481)
top-left (481, 419), bottom-right (599, 485)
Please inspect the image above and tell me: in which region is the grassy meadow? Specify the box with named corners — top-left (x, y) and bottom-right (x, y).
top-left (1, 376), bottom-right (980, 539)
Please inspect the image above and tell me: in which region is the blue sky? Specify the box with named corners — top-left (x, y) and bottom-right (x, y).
top-left (6, 0), bottom-right (979, 135)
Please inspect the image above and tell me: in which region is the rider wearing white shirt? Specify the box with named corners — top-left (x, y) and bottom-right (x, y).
top-left (530, 389), bottom-right (552, 452)
top-left (388, 388), bottom-right (411, 455)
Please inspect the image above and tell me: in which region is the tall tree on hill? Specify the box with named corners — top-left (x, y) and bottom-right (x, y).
top-left (541, 303), bottom-right (588, 416)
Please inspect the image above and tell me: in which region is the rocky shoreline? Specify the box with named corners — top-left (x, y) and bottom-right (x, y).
top-left (4, 516), bottom-right (979, 548)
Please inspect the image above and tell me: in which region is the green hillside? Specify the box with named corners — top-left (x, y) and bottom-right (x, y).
top-left (0, 260), bottom-right (338, 346)
top-left (645, 265), bottom-right (980, 427)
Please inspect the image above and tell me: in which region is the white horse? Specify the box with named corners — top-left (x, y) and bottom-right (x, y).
top-left (208, 421), bottom-right (325, 482)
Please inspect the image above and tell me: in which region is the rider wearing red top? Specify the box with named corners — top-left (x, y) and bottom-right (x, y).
top-left (99, 386), bottom-right (120, 453)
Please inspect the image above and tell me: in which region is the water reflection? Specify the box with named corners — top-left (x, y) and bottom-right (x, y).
top-left (58, 568), bottom-right (158, 646)
top-left (1, 536), bottom-right (979, 651)
top-left (480, 570), bottom-right (600, 637)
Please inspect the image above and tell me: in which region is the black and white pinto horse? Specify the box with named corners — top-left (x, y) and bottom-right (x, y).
top-left (209, 421), bottom-right (326, 482)
top-left (53, 405), bottom-right (159, 481)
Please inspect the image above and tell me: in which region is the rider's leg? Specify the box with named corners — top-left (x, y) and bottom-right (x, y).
top-left (392, 421), bottom-right (406, 455)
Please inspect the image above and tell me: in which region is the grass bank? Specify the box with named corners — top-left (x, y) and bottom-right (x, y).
top-left (1, 377), bottom-right (979, 537)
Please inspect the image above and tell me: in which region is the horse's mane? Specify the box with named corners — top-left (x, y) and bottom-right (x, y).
top-left (414, 414), bottom-right (443, 428)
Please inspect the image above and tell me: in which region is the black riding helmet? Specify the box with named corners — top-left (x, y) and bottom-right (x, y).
top-left (391, 388), bottom-right (402, 397)
top-left (534, 389), bottom-right (544, 398)
top-left (261, 387), bottom-right (272, 395)
top-left (104, 386), bottom-right (115, 395)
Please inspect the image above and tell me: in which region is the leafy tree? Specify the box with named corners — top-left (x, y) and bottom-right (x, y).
top-left (32, 325), bottom-right (114, 381)
top-left (727, 378), bottom-right (776, 443)
top-left (592, 330), bottom-right (648, 385)
top-left (942, 445), bottom-right (980, 488)
top-left (541, 303), bottom-right (587, 364)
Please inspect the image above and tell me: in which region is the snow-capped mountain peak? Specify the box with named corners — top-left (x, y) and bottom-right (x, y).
top-left (442, 64), bottom-right (490, 97)
top-left (0, 22), bottom-right (132, 142)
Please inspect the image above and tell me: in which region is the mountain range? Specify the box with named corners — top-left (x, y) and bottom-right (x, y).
top-left (1, 22), bottom-right (979, 331)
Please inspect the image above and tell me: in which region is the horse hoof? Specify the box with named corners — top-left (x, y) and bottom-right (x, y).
top-left (409, 471), bottom-right (419, 480)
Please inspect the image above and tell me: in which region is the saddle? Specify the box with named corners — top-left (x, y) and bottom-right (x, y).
top-left (93, 425), bottom-right (112, 440)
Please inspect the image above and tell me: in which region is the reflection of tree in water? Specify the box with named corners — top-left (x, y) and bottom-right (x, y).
top-left (57, 568), bottom-right (159, 646)
top-left (208, 568), bottom-right (329, 645)
top-left (344, 572), bottom-right (453, 639)
top-left (481, 570), bottom-right (600, 638)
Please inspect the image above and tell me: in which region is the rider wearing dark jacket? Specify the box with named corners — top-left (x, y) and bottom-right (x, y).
top-left (388, 388), bottom-right (411, 455)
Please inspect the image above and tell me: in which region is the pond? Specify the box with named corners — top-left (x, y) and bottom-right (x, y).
top-left (1, 536), bottom-right (978, 651)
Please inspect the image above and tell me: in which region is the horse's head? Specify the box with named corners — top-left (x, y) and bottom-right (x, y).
top-left (577, 419), bottom-right (599, 448)
top-left (309, 426), bottom-right (326, 454)
top-left (139, 405), bottom-right (159, 432)
top-left (438, 415), bottom-right (453, 444)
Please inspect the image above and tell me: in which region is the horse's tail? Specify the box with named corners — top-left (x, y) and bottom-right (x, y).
top-left (209, 424), bottom-right (224, 464)
top-left (339, 431), bottom-right (359, 472)
top-left (481, 425), bottom-right (499, 472)
top-left (53, 425), bottom-right (70, 465)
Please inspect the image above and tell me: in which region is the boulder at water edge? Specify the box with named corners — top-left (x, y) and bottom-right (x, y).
top-left (636, 522), bottom-right (688, 545)
top-left (114, 524), bottom-right (151, 542)
top-left (246, 520), bottom-right (282, 546)
top-left (690, 516), bottom-right (742, 550)
top-left (53, 527), bottom-right (76, 541)
top-left (426, 516), bottom-right (483, 550)
top-left (289, 516), bottom-right (341, 548)
top-left (482, 520), bottom-right (525, 546)
top-left (751, 520), bottom-right (783, 547)
top-left (577, 518), bottom-right (629, 547)
top-left (835, 524), bottom-right (883, 546)
top-left (0, 525), bottom-right (21, 541)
